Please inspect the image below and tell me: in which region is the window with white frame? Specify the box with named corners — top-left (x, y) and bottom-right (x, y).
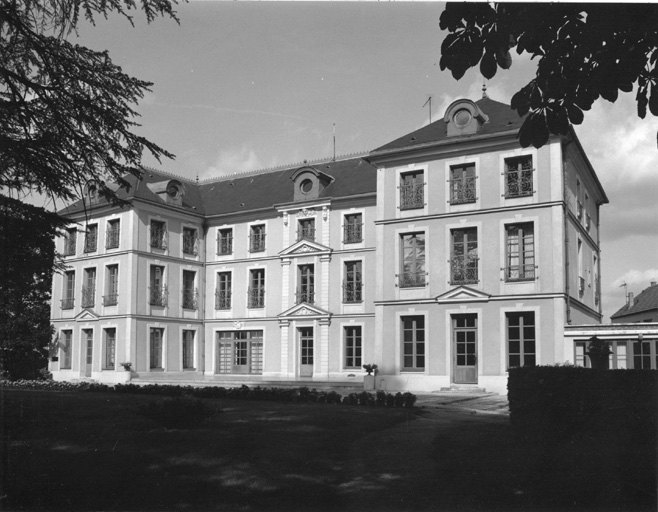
top-left (150, 328), bottom-right (164, 369)
top-left (182, 270), bottom-right (198, 310)
top-left (343, 261), bottom-right (363, 303)
top-left (106, 219), bottom-right (120, 249)
top-left (297, 218), bottom-right (315, 242)
top-left (507, 312), bottom-right (536, 368)
top-left (296, 264), bottom-right (315, 304)
top-left (82, 268), bottom-right (96, 308)
top-left (149, 265), bottom-right (167, 306)
top-left (104, 265), bottom-right (119, 306)
top-left (215, 271), bottom-right (232, 310)
top-left (344, 326), bottom-right (362, 369)
top-left (182, 330), bottom-right (195, 369)
top-left (150, 220), bottom-right (167, 249)
top-left (103, 328), bottom-right (116, 370)
top-left (449, 164), bottom-right (476, 204)
top-left (399, 232), bottom-right (426, 288)
top-left (504, 155), bottom-right (533, 198)
top-left (61, 330), bottom-right (72, 369)
top-left (401, 315), bottom-right (425, 370)
top-left (84, 224), bottom-right (98, 253)
top-left (248, 269), bottom-right (265, 308)
top-left (451, 228), bottom-right (478, 285)
top-left (64, 228), bottom-right (77, 256)
top-left (249, 224), bottom-right (266, 252)
top-left (399, 170), bottom-right (424, 210)
top-left (182, 227), bottom-right (198, 255)
top-left (62, 271), bottom-right (75, 310)
top-left (505, 223), bottom-right (535, 282)
top-left (217, 228), bottom-right (233, 255)
top-left (343, 213), bottom-right (363, 243)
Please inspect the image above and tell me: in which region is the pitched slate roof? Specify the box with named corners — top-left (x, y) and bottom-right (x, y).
top-left (59, 156), bottom-right (376, 218)
top-left (372, 97), bottom-right (526, 154)
top-left (611, 283), bottom-right (658, 319)
top-left (198, 156), bottom-right (376, 216)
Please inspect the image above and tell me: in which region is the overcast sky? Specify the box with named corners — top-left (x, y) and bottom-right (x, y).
top-left (67, 1), bottom-right (657, 321)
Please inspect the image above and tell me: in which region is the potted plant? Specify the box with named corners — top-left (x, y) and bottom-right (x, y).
top-left (586, 336), bottom-right (611, 370)
top-left (120, 361), bottom-right (132, 371)
top-left (363, 363), bottom-right (378, 390)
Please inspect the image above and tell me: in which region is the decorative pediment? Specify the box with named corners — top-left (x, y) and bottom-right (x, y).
top-left (74, 309), bottom-right (100, 321)
top-left (278, 302), bottom-right (332, 320)
top-left (435, 286), bottom-right (491, 304)
top-left (279, 239), bottom-right (332, 258)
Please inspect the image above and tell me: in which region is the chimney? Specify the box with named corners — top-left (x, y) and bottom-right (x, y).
top-left (651, 281), bottom-right (657, 287)
top-left (628, 292), bottom-right (634, 305)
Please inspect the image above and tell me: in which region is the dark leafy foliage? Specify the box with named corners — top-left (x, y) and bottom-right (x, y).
top-left (0, 197), bottom-right (67, 379)
top-left (440, 3), bottom-right (658, 148)
top-left (0, 380), bottom-right (417, 408)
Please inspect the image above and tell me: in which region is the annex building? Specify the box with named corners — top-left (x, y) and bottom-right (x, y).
top-left (49, 97), bottom-right (609, 394)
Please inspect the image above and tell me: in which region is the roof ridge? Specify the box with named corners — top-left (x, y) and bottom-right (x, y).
top-left (139, 165), bottom-right (197, 184)
top-left (198, 150), bottom-right (370, 184)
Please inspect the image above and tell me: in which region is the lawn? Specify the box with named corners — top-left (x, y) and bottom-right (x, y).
top-left (1, 389), bottom-right (655, 511)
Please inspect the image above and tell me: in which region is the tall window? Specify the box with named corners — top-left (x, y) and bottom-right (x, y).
top-left (505, 224), bottom-right (535, 282)
top-left (149, 265), bottom-right (167, 306)
top-left (150, 328), bottom-right (164, 369)
top-left (297, 264), bottom-right (314, 304)
top-left (399, 170), bottom-right (424, 210)
top-left (217, 228), bottom-right (233, 255)
top-left (84, 224), bottom-right (98, 253)
top-left (504, 155), bottom-right (533, 198)
top-left (344, 326), bottom-right (362, 369)
top-left (61, 330), bottom-right (72, 369)
top-left (182, 330), bottom-right (195, 369)
top-left (450, 164), bottom-right (476, 204)
top-left (103, 328), bottom-right (116, 370)
top-left (400, 233), bottom-right (425, 288)
top-left (297, 218), bottom-right (315, 242)
top-left (216, 331), bottom-right (263, 374)
top-left (104, 265), bottom-right (119, 306)
top-left (106, 219), bottom-right (120, 249)
top-left (344, 213), bottom-right (363, 243)
top-left (401, 316), bottom-right (425, 370)
top-left (150, 220), bottom-right (167, 249)
top-left (182, 270), bottom-right (198, 310)
top-left (62, 271), bottom-right (75, 309)
top-left (575, 340), bottom-right (628, 369)
top-left (343, 261), bottom-right (363, 303)
top-left (250, 224), bottom-right (266, 252)
top-left (215, 272), bottom-right (232, 310)
top-left (248, 269), bottom-right (265, 308)
top-left (451, 228), bottom-right (478, 285)
top-left (182, 227), bottom-right (198, 255)
top-left (64, 228), bottom-right (76, 256)
top-left (577, 239), bottom-right (584, 296)
top-left (507, 312), bottom-right (536, 368)
top-left (82, 268), bottom-right (96, 308)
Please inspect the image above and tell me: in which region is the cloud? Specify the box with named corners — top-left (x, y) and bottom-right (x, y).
top-left (201, 146), bottom-right (269, 179)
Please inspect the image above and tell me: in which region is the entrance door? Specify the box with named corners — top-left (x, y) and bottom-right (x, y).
top-left (453, 314), bottom-right (477, 384)
top-left (84, 329), bottom-right (93, 377)
top-left (299, 327), bottom-right (314, 378)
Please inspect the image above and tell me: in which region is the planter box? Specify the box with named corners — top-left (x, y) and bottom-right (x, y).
top-left (363, 374), bottom-right (375, 390)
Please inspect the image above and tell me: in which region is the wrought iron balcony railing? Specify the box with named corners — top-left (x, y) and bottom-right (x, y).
top-left (248, 287), bottom-right (265, 308)
top-left (343, 281), bottom-right (363, 303)
top-left (215, 290), bottom-right (232, 310)
top-left (450, 256), bottom-right (479, 285)
top-left (149, 286), bottom-right (168, 307)
top-left (182, 288), bottom-right (199, 310)
top-left (295, 288), bottom-right (315, 304)
top-left (297, 227), bottom-right (315, 242)
top-left (504, 265), bottom-right (536, 282)
top-left (398, 271), bottom-right (426, 288)
top-left (81, 286), bottom-right (95, 308)
top-left (183, 233), bottom-right (198, 255)
top-left (449, 177), bottom-right (476, 204)
top-left (106, 228), bottom-right (120, 249)
top-left (61, 298), bottom-right (75, 310)
top-left (343, 223), bottom-right (363, 244)
top-left (103, 294), bottom-right (118, 306)
top-left (84, 232), bottom-right (97, 253)
top-left (399, 183), bottom-right (424, 210)
top-left (250, 234), bottom-right (266, 253)
top-left (217, 235), bottom-right (233, 255)
top-left (504, 171), bottom-right (533, 198)
top-left (150, 227), bottom-right (167, 249)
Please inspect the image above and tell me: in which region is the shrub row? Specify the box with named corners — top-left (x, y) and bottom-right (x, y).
top-left (508, 365), bottom-right (657, 441)
top-left (0, 380), bottom-right (416, 408)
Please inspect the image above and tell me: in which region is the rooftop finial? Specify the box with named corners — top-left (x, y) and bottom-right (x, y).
top-left (482, 80), bottom-right (488, 98)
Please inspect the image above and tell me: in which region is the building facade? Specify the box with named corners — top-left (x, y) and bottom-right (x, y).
top-left (50, 97), bottom-right (608, 394)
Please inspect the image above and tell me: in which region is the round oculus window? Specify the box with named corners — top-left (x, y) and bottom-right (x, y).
top-left (453, 108), bottom-right (472, 128)
top-left (167, 184), bottom-right (181, 199)
top-left (300, 179), bottom-right (313, 194)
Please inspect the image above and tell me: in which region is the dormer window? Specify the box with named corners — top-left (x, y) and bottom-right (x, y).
top-left (300, 179), bottom-right (313, 194)
top-left (167, 183), bottom-right (181, 200)
top-left (444, 99), bottom-right (489, 137)
top-left (291, 166), bottom-right (334, 202)
top-left (453, 109), bottom-right (472, 128)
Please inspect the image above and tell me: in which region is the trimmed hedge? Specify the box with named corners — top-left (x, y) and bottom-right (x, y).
top-left (0, 380), bottom-right (416, 408)
top-left (508, 365), bottom-right (657, 440)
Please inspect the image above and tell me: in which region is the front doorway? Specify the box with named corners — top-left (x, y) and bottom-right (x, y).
top-left (83, 329), bottom-right (93, 377)
top-left (298, 327), bottom-right (314, 378)
top-left (452, 314), bottom-right (477, 384)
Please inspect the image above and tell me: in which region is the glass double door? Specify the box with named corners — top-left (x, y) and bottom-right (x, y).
top-left (453, 314), bottom-right (477, 384)
top-left (298, 327), bottom-right (314, 378)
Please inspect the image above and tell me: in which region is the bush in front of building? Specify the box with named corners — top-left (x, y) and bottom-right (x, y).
top-left (0, 380), bottom-right (416, 408)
